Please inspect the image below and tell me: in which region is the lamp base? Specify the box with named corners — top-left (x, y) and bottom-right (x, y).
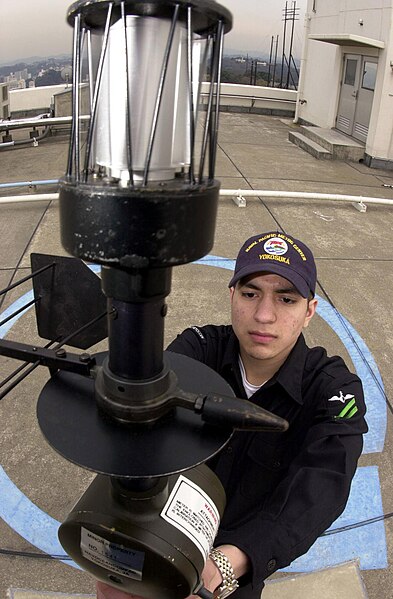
top-left (59, 464), bottom-right (226, 599)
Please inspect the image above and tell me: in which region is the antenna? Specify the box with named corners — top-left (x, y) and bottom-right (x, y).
top-left (61, 65), bottom-right (73, 86)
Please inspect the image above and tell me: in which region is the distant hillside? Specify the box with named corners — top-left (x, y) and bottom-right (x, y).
top-left (0, 54), bottom-right (71, 68)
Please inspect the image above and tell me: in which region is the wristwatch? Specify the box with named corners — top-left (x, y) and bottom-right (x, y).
top-left (209, 548), bottom-right (239, 599)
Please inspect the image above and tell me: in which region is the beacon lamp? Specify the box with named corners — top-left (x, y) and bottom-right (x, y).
top-left (21, 1), bottom-right (290, 598)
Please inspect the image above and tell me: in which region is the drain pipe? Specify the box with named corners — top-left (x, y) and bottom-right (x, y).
top-left (293, 11), bottom-right (311, 124)
top-left (1, 189), bottom-right (393, 209)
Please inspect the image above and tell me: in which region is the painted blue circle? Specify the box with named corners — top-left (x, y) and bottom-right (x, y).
top-left (0, 258), bottom-right (386, 565)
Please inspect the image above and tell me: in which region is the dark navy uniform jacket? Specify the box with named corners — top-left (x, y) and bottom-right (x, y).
top-left (167, 325), bottom-right (367, 597)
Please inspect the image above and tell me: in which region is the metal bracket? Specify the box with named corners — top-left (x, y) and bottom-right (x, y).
top-left (0, 338), bottom-right (95, 376)
top-left (352, 201), bottom-right (367, 213)
top-left (232, 192), bottom-right (247, 208)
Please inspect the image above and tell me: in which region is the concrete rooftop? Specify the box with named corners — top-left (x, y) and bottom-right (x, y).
top-left (0, 113), bottom-right (392, 598)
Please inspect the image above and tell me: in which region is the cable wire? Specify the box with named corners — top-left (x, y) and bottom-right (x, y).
top-left (1, 509), bottom-right (393, 563)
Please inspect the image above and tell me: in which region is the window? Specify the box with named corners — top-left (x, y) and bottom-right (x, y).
top-left (3, 105), bottom-right (9, 119)
top-left (362, 61), bottom-right (377, 91)
top-left (344, 59), bottom-right (357, 86)
top-left (2, 85), bottom-right (8, 102)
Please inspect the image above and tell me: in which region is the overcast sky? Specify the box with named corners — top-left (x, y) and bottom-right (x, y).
top-left (0, 0), bottom-right (307, 65)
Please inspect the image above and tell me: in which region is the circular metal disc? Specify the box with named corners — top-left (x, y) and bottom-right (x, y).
top-left (37, 351), bottom-right (233, 477)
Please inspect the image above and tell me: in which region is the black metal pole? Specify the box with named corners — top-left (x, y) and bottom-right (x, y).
top-left (268, 36), bottom-right (274, 86)
top-left (280, 2), bottom-right (288, 88)
top-left (272, 35), bottom-right (279, 87)
top-left (286, 1), bottom-right (298, 89)
top-left (101, 268), bottom-right (172, 381)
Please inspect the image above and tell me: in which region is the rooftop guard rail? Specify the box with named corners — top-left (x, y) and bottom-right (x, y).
top-left (0, 115), bottom-right (89, 132)
top-left (2, 83), bottom-right (296, 136)
top-left (200, 92), bottom-right (297, 104)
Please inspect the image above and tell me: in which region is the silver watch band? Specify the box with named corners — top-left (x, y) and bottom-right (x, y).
top-left (209, 548), bottom-right (239, 599)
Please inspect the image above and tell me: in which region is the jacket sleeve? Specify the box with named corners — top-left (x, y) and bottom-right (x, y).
top-left (166, 327), bottom-right (207, 361)
top-left (214, 376), bottom-right (368, 588)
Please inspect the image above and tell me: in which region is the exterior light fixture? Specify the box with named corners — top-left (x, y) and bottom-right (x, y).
top-left (0, 1), bottom-right (288, 598)
top-left (61, 0), bottom-right (233, 269)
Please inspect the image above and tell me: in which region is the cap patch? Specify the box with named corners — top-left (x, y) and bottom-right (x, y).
top-left (245, 233), bottom-right (308, 261)
top-left (263, 237), bottom-right (288, 256)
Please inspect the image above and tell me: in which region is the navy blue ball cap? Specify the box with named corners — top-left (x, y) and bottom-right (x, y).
top-left (228, 232), bottom-right (317, 298)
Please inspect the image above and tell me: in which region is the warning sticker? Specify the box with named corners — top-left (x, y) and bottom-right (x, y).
top-left (80, 528), bottom-right (145, 581)
top-left (160, 475), bottom-right (220, 560)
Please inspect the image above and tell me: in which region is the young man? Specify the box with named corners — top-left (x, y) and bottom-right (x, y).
top-left (96, 231), bottom-right (367, 599)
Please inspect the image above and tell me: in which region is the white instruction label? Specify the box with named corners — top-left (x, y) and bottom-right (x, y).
top-left (80, 528), bottom-right (145, 580)
top-left (160, 475), bottom-right (220, 560)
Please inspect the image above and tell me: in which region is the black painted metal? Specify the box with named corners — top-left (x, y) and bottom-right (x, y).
top-left (31, 253), bottom-right (107, 349)
top-left (210, 20), bottom-right (224, 180)
top-left (0, 298), bottom-right (38, 328)
top-left (101, 267), bottom-right (171, 380)
top-left (108, 298), bottom-right (165, 379)
top-left (0, 262), bottom-right (54, 298)
top-left (59, 181), bottom-right (220, 266)
top-left (186, 6), bottom-right (195, 184)
top-left (37, 351), bottom-right (233, 477)
top-left (143, 4), bottom-right (180, 186)
top-left (82, 2), bottom-right (113, 181)
top-left (58, 465), bottom-right (225, 598)
top-left (0, 338), bottom-right (95, 376)
top-left (121, 0), bottom-right (134, 186)
top-left (67, 0), bottom-right (233, 36)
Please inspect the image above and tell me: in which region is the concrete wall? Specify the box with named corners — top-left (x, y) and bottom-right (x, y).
top-left (296, 0), bottom-right (393, 164)
top-left (8, 82), bottom-right (295, 121)
top-left (201, 83), bottom-right (296, 116)
top-left (54, 84), bottom-right (90, 117)
top-left (9, 84), bottom-right (69, 116)
top-left (0, 83), bottom-right (10, 119)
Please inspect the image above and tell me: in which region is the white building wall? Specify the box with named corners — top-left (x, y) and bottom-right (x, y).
top-left (298, 40), bottom-right (341, 128)
top-left (366, 25), bottom-right (393, 160)
top-left (297, 0), bottom-right (393, 165)
top-left (9, 84), bottom-right (69, 114)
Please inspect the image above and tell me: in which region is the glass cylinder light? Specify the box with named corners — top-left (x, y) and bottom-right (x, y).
top-left (65, 0), bottom-right (233, 188)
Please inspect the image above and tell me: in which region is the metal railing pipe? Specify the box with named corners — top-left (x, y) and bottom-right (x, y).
top-left (0, 179), bottom-right (59, 190)
top-left (0, 194), bottom-right (59, 204)
top-left (0, 189), bottom-right (392, 207)
top-left (0, 115), bottom-right (89, 131)
top-left (220, 189), bottom-right (393, 207)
